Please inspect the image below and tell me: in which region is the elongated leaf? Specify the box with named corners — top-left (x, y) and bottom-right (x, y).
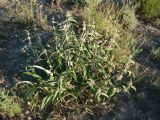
top-left (16, 81), bottom-right (34, 86)
top-left (24, 72), bottom-right (42, 81)
top-left (32, 65), bottom-right (53, 76)
top-left (41, 95), bottom-right (52, 109)
top-left (71, 70), bottom-right (77, 80)
top-left (24, 87), bottom-right (37, 100)
top-left (41, 90), bottom-right (59, 109)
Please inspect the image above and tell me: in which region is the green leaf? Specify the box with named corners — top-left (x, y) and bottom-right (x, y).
top-left (41, 88), bottom-right (61, 109)
top-left (41, 95), bottom-right (52, 109)
top-left (24, 87), bottom-right (37, 100)
top-left (24, 72), bottom-right (42, 81)
top-left (71, 70), bottom-right (77, 80)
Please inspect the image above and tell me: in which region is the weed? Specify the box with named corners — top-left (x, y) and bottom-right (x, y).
top-left (15, 13), bottom-right (136, 113)
top-left (0, 89), bottom-right (21, 118)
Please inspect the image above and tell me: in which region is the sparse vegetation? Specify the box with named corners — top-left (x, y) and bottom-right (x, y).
top-left (11, 0), bottom-right (49, 29)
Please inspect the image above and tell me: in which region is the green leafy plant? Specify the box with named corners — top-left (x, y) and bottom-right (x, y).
top-left (16, 13), bottom-right (136, 111)
top-left (0, 89), bottom-right (21, 118)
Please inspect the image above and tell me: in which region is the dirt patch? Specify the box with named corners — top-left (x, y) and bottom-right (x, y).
top-left (135, 21), bottom-right (160, 70)
top-left (0, 22), bottom-right (28, 84)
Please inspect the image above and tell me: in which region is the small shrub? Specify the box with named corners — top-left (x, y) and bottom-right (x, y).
top-left (16, 12), bottom-right (136, 112)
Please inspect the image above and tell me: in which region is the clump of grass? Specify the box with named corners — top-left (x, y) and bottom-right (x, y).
top-left (15, 0), bottom-right (35, 22)
top-left (80, 0), bottom-right (123, 34)
top-left (121, 5), bottom-right (138, 30)
top-left (139, 0), bottom-right (160, 19)
top-left (0, 89), bottom-right (21, 118)
top-left (16, 12), bottom-right (136, 113)
top-left (14, 0), bottom-right (48, 30)
top-left (81, 0), bottom-right (138, 33)
top-left (151, 48), bottom-right (160, 62)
